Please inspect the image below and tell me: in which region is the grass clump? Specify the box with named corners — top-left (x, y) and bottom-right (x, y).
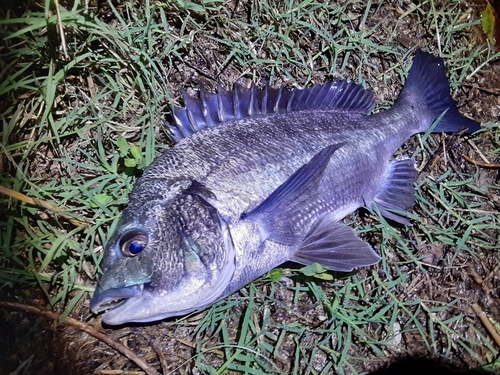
top-left (0, 0), bottom-right (172, 312)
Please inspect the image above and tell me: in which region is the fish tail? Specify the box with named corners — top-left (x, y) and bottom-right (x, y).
top-left (399, 49), bottom-right (480, 133)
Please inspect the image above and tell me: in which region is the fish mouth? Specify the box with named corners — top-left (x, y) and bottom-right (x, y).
top-left (90, 284), bottom-right (144, 315)
top-left (90, 282), bottom-right (207, 325)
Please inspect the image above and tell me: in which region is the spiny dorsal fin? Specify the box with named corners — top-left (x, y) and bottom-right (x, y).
top-left (165, 81), bottom-right (375, 143)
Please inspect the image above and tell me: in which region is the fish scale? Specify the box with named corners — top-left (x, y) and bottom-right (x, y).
top-left (90, 50), bottom-right (481, 325)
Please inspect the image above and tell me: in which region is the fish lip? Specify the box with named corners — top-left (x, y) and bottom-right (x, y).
top-left (90, 284), bottom-right (144, 315)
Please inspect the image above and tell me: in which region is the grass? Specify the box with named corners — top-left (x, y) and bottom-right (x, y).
top-left (1, 0), bottom-right (499, 374)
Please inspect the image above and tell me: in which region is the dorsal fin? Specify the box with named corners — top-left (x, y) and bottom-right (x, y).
top-left (164, 81), bottom-right (375, 143)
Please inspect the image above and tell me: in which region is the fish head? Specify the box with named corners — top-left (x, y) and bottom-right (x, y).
top-left (90, 180), bottom-right (236, 325)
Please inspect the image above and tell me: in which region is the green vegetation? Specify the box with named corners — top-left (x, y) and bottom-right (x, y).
top-left (1, 0), bottom-right (499, 373)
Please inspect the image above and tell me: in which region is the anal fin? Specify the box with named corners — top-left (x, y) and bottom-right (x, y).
top-left (290, 213), bottom-right (381, 272)
top-left (371, 158), bottom-right (416, 226)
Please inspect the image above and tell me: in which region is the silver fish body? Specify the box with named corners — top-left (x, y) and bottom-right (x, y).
top-left (90, 50), bottom-right (480, 325)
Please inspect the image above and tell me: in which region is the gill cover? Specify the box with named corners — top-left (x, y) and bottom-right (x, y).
top-left (90, 182), bottom-right (236, 324)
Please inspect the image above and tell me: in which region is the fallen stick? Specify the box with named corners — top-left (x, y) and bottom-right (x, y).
top-left (471, 303), bottom-right (500, 348)
top-left (0, 300), bottom-right (160, 375)
top-left (0, 185), bottom-right (86, 226)
top-left (463, 154), bottom-right (500, 168)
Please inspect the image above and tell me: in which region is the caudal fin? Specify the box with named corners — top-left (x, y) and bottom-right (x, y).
top-left (400, 49), bottom-right (480, 133)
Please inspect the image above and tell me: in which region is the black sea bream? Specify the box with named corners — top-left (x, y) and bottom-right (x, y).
top-left (90, 50), bottom-right (480, 325)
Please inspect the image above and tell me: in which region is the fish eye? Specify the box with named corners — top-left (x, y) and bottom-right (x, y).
top-left (120, 232), bottom-right (148, 257)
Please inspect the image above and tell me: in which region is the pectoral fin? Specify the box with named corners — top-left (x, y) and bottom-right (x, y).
top-left (290, 213), bottom-right (381, 272)
top-left (243, 144), bottom-right (343, 244)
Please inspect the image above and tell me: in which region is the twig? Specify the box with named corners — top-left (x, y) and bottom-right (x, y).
top-left (468, 267), bottom-right (493, 297)
top-left (467, 139), bottom-right (492, 163)
top-left (463, 154), bottom-right (500, 168)
top-left (148, 339), bottom-right (169, 375)
top-left (0, 185), bottom-right (64, 211)
top-left (54, 0), bottom-right (69, 58)
top-left (421, 129), bottom-right (467, 172)
top-left (461, 83), bottom-right (500, 96)
top-left (471, 303), bottom-right (500, 348)
top-left (0, 301), bottom-right (160, 375)
top-left (0, 185), bottom-right (86, 226)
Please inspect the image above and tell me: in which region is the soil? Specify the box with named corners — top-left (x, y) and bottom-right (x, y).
top-left (0, 0), bottom-right (499, 374)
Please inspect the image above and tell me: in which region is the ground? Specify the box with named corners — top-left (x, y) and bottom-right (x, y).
top-left (0, 0), bottom-right (499, 374)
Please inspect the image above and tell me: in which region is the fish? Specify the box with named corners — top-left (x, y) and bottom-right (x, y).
top-left (90, 50), bottom-right (480, 325)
